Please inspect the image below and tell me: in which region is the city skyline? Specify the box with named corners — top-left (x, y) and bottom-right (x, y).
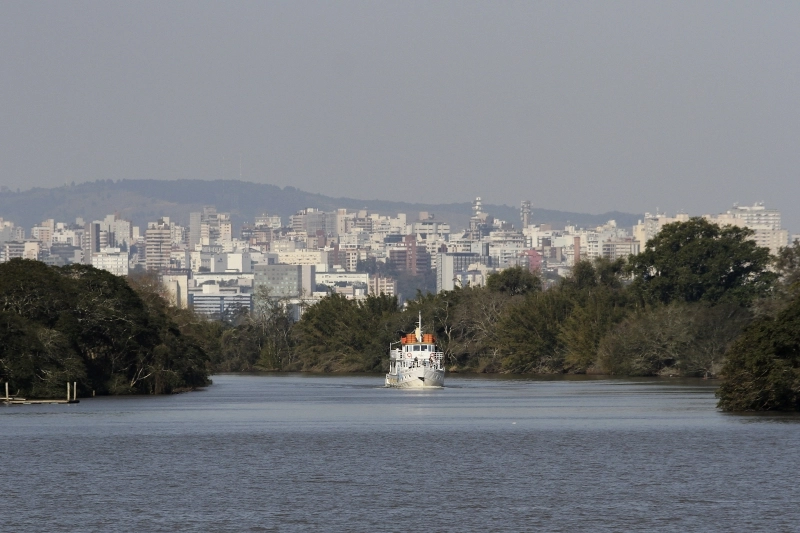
top-left (0, 177), bottom-right (795, 236)
top-left (1, 192), bottom-right (792, 317)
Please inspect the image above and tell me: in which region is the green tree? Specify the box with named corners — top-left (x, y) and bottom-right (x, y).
top-left (553, 258), bottom-right (630, 373)
top-left (775, 239), bottom-right (800, 289)
top-left (628, 218), bottom-right (775, 305)
top-left (494, 289), bottom-right (573, 373)
top-left (0, 260), bottom-right (210, 398)
top-left (250, 286), bottom-right (296, 370)
top-left (560, 287), bottom-right (629, 372)
top-left (717, 290), bottom-right (800, 411)
top-left (597, 302), bottom-right (750, 377)
top-left (407, 286), bottom-right (511, 371)
top-left (486, 266), bottom-right (542, 296)
top-left (292, 293), bottom-right (400, 371)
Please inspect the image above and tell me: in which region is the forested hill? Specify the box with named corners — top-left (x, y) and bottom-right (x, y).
top-left (0, 179), bottom-right (640, 230)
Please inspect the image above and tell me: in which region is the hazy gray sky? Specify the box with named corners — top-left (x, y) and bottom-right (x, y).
top-left (1, 1), bottom-right (798, 230)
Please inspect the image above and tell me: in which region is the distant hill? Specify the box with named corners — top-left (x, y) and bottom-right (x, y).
top-left (0, 179), bottom-right (640, 231)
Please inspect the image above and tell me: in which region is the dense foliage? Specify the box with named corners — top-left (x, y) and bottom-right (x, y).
top-left (716, 288), bottom-right (800, 411)
top-left (0, 260), bottom-right (210, 398)
top-left (211, 222), bottom-right (783, 390)
top-left (4, 222), bottom-right (795, 411)
top-left (627, 218), bottom-right (775, 305)
top-left (292, 293), bottom-right (401, 371)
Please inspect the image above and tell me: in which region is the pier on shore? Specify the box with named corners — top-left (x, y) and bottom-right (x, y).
top-left (2, 381), bottom-right (80, 405)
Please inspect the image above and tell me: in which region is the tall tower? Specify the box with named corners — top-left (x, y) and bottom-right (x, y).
top-left (520, 200), bottom-right (531, 229)
top-left (472, 197), bottom-right (483, 217)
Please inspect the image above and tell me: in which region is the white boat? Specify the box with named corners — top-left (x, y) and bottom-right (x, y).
top-left (385, 313), bottom-right (445, 388)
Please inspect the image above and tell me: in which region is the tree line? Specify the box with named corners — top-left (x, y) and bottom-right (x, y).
top-left (3, 217), bottom-right (799, 410)
top-left (210, 218), bottom-right (800, 411)
top-left (0, 259), bottom-right (210, 398)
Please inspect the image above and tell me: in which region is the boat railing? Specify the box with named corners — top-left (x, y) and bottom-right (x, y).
top-left (388, 351), bottom-right (445, 371)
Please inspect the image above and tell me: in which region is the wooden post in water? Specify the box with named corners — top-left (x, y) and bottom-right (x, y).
top-left (67, 382), bottom-right (70, 402)
top-left (5, 382), bottom-right (8, 401)
top-left (73, 382), bottom-right (77, 401)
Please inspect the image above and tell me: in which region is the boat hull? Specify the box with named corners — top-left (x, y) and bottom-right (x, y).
top-left (385, 368), bottom-right (444, 388)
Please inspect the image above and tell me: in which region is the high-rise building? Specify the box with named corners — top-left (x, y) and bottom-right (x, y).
top-left (388, 235), bottom-right (431, 275)
top-left (83, 222), bottom-right (102, 264)
top-left (189, 206), bottom-right (231, 247)
top-left (290, 208), bottom-right (339, 237)
top-left (145, 219), bottom-right (172, 272)
top-left (436, 252), bottom-right (492, 292)
top-left (708, 203), bottom-right (788, 255)
top-left (189, 211), bottom-right (202, 249)
top-left (253, 264), bottom-right (316, 298)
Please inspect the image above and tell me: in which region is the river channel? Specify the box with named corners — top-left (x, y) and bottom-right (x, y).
top-left (2, 374), bottom-right (799, 532)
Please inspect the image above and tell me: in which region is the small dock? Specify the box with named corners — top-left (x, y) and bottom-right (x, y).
top-left (2, 382), bottom-right (80, 406)
top-left (3, 398), bottom-right (80, 405)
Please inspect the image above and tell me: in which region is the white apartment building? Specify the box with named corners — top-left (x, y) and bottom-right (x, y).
top-left (523, 225), bottom-right (558, 249)
top-left (339, 230), bottom-right (371, 248)
top-left (601, 240), bottom-right (640, 261)
top-left (707, 203), bottom-right (788, 255)
top-left (0, 241), bottom-right (39, 262)
top-left (188, 283), bottom-right (252, 318)
top-left (255, 213), bottom-right (282, 229)
top-left (277, 250), bottom-right (328, 266)
top-left (31, 220), bottom-right (54, 247)
top-left (634, 204), bottom-right (789, 256)
top-left (51, 224), bottom-right (80, 247)
top-left (408, 220), bottom-right (451, 240)
top-left (633, 212), bottom-right (691, 249)
top-left (98, 214), bottom-right (133, 248)
top-left (456, 266), bottom-right (492, 289)
top-left (369, 275), bottom-right (397, 297)
top-left (92, 248), bottom-right (129, 277)
top-left (145, 220), bottom-right (172, 272)
top-left (271, 239), bottom-right (305, 252)
top-left (170, 249), bottom-right (191, 270)
top-left (315, 271), bottom-right (369, 288)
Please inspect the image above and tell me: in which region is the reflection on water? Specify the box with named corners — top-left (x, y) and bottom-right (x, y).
top-left (2, 374), bottom-right (798, 532)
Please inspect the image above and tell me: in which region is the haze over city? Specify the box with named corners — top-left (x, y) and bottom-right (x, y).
top-left (1, 1), bottom-right (798, 230)
top-left (5, 4), bottom-right (800, 531)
